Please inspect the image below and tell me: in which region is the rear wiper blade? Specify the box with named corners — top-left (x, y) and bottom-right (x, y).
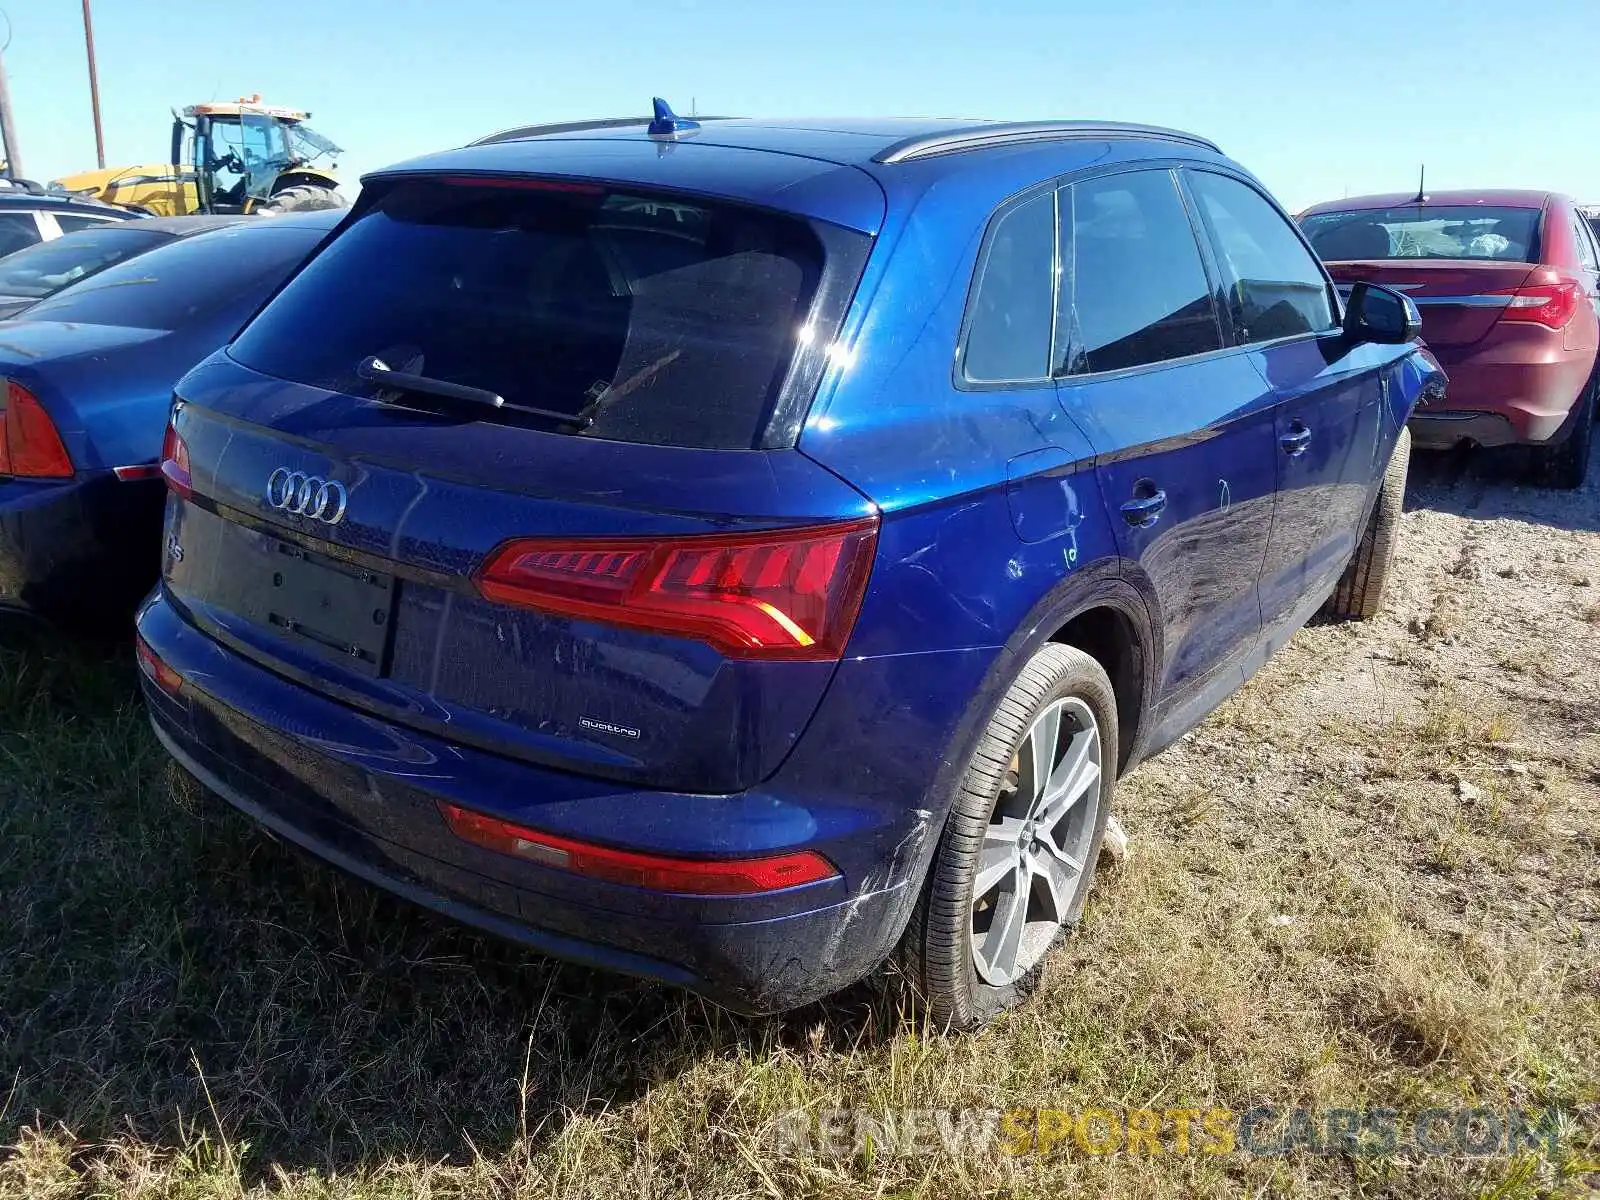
top-left (356, 356), bottom-right (579, 426)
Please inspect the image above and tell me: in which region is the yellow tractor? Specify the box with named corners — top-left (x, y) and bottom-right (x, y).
top-left (53, 95), bottom-right (346, 216)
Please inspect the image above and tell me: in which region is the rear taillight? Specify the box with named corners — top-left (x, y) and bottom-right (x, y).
top-left (474, 518), bottom-right (879, 660)
top-left (160, 418), bottom-right (192, 499)
top-left (438, 802), bottom-right (838, 894)
top-left (134, 634), bottom-right (183, 696)
top-left (0, 381), bottom-right (73, 479)
top-left (1495, 279), bottom-right (1583, 330)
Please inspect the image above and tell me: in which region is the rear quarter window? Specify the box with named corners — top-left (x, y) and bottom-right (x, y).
top-left (229, 180), bottom-right (838, 450)
top-left (960, 190), bottom-right (1057, 384)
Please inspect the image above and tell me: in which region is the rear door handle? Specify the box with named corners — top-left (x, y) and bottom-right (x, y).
top-left (1280, 424), bottom-right (1313, 456)
top-left (1120, 488), bottom-right (1167, 528)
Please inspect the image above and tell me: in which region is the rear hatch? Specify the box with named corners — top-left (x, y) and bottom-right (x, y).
top-left (163, 170), bottom-right (879, 795)
top-left (1302, 202), bottom-right (1546, 349)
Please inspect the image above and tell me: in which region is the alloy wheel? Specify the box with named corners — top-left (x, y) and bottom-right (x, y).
top-left (969, 695), bottom-right (1102, 986)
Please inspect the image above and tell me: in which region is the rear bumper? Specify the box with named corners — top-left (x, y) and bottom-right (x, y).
top-left (1409, 409), bottom-right (1519, 450)
top-left (1416, 339), bottom-right (1594, 447)
top-left (0, 472), bottom-right (164, 624)
top-left (135, 587), bottom-right (918, 1014)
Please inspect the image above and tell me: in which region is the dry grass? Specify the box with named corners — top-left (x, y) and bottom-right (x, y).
top-left (1, 459), bottom-right (1598, 1198)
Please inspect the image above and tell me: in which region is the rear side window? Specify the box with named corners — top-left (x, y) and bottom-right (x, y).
top-left (0, 212), bottom-right (40, 257)
top-left (1299, 205), bottom-right (1542, 263)
top-left (55, 214), bottom-right (123, 235)
top-left (1186, 171), bottom-right (1336, 344)
top-left (26, 225), bottom-right (320, 330)
top-left (230, 180), bottom-right (834, 450)
top-left (1059, 170), bottom-right (1222, 375)
top-left (961, 190), bottom-right (1057, 383)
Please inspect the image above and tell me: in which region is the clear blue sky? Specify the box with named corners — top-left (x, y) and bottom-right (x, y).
top-left (6, 0), bottom-right (1597, 212)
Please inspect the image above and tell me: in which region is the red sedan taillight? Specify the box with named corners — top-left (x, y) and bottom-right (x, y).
top-left (474, 518), bottom-right (879, 660)
top-left (438, 802), bottom-right (838, 894)
top-left (1495, 279), bottom-right (1583, 330)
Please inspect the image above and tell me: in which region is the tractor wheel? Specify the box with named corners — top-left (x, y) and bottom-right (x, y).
top-left (259, 184), bottom-right (347, 214)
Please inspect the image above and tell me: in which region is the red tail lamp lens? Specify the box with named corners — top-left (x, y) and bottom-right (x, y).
top-left (0, 381), bottom-right (73, 478)
top-left (160, 419), bottom-right (192, 499)
top-left (437, 802), bottom-right (838, 895)
top-left (134, 634), bottom-right (183, 696)
top-left (474, 518), bottom-right (878, 660)
top-left (1496, 280), bottom-right (1583, 330)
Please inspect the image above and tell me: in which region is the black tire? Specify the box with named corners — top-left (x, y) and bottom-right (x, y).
top-left (259, 184), bottom-right (347, 214)
top-left (1536, 371), bottom-right (1596, 491)
top-left (1325, 425), bottom-right (1410, 621)
top-left (897, 643), bottom-right (1117, 1032)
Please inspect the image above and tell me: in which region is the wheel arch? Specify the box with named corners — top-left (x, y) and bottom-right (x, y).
top-left (940, 558), bottom-right (1162, 798)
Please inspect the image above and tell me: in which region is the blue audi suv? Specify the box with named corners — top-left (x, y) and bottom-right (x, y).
top-left (136, 105), bottom-right (1442, 1028)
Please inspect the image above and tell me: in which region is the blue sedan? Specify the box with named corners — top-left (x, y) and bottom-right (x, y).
top-left (0, 211), bottom-right (339, 627)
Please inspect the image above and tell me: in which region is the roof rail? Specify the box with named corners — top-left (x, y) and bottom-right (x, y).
top-left (874, 121), bottom-right (1220, 164)
top-left (469, 117), bottom-right (654, 147)
top-left (469, 112), bottom-right (737, 147)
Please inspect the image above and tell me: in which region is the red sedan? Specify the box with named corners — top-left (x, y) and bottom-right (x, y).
top-left (1301, 189), bottom-right (1599, 487)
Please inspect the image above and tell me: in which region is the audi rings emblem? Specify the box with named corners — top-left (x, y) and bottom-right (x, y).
top-left (265, 468), bottom-right (348, 525)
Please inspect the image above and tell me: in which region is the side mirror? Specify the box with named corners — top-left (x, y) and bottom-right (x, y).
top-left (1344, 281), bottom-right (1422, 344)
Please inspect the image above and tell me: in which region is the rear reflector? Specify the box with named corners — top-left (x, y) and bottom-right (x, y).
top-left (0, 381), bottom-right (73, 478)
top-left (134, 634), bottom-right (183, 696)
top-left (160, 418), bottom-right (192, 499)
top-left (1496, 280), bottom-right (1582, 330)
top-left (474, 518), bottom-right (878, 660)
top-left (113, 464), bottom-right (163, 482)
top-left (437, 802), bottom-right (838, 894)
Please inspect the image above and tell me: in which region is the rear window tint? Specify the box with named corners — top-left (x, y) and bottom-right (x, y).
top-left (1300, 205), bottom-right (1542, 263)
top-left (229, 180), bottom-right (830, 450)
top-left (25, 225), bottom-right (323, 330)
top-left (0, 225), bottom-right (170, 299)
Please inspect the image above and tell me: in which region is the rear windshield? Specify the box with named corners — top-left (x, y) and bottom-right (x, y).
top-left (0, 225), bottom-right (171, 300)
top-left (229, 179), bottom-right (828, 450)
top-left (1300, 205), bottom-right (1542, 263)
top-left (24, 224), bottom-right (324, 330)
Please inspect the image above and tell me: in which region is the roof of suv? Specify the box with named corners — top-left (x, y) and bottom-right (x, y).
top-left (375, 115), bottom-right (1231, 237)
top-left (467, 116), bottom-right (1221, 167)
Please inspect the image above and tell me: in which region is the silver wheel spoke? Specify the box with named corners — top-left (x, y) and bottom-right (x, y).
top-left (1023, 704), bottom-right (1061, 804)
top-left (1039, 728), bottom-right (1099, 824)
top-left (1028, 844), bottom-right (1075, 924)
top-left (978, 864), bottom-right (1031, 983)
top-left (973, 837), bottom-right (1020, 899)
top-left (1034, 824), bottom-right (1084, 874)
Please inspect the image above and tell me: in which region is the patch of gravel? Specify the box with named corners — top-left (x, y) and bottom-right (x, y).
top-left (1119, 437), bottom-right (1600, 957)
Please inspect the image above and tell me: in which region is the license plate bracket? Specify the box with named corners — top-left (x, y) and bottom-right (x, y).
top-left (264, 542), bottom-right (395, 676)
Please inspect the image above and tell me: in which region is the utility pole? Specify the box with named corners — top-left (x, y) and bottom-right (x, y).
top-left (0, 44), bottom-right (19, 178)
top-left (81, 0), bottom-right (105, 169)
